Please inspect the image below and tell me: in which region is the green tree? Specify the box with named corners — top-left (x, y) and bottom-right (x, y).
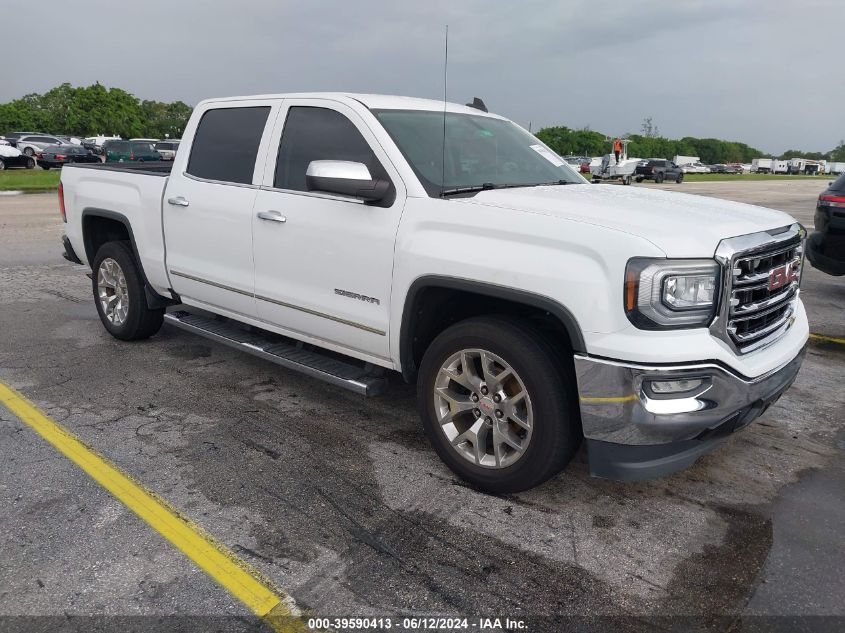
top-left (535, 126), bottom-right (607, 157)
top-left (0, 83), bottom-right (193, 140)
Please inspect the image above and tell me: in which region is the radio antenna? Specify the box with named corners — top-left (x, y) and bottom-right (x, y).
top-left (440, 25), bottom-right (448, 198)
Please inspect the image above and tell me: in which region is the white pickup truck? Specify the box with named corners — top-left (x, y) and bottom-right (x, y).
top-left (59, 93), bottom-right (808, 492)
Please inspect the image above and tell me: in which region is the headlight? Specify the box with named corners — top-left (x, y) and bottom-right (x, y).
top-left (625, 258), bottom-right (721, 330)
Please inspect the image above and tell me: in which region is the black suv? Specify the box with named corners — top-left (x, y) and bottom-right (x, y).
top-left (807, 173), bottom-right (845, 276)
top-left (635, 159), bottom-right (684, 184)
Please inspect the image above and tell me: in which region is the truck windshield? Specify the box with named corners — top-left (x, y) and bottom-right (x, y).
top-left (374, 109), bottom-right (584, 197)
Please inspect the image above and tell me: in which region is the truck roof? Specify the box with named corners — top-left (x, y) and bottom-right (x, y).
top-left (196, 92), bottom-right (505, 118)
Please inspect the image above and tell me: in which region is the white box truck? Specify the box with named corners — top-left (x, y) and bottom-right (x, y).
top-left (673, 155), bottom-right (700, 167)
top-left (752, 158), bottom-right (773, 173)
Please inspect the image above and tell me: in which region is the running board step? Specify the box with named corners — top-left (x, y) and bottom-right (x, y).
top-left (163, 311), bottom-right (389, 396)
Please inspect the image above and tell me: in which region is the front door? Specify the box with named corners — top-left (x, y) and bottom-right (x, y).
top-left (251, 99), bottom-right (404, 363)
top-left (163, 100), bottom-right (278, 318)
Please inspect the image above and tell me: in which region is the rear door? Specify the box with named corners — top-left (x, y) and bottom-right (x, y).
top-left (163, 99), bottom-right (279, 318)
top-left (250, 99), bottom-right (405, 362)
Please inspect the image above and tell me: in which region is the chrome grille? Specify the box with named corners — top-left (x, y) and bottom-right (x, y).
top-left (711, 224), bottom-right (805, 354)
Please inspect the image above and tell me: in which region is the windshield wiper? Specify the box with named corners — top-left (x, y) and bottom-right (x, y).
top-left (440, 180), bottom-right (572, 197)
top-left (440, 183), bottom-right (497, 197)
top-left (527, 180), bottom-right (573, 187)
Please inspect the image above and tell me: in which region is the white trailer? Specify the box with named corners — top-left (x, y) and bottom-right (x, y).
top-left (673, 155), bottom-right (700, 167)
top-left (771, 160), bottom-right (789, 174)
top-left (787, 158), bottom-right (806, 174)
top-left (828, 162), bottom-right (845, 175)
top-left (752, 158), bottom-right (773, 173)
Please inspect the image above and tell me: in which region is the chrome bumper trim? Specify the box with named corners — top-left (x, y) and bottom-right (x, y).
top-left (574, 348), bottom-right (805, 445)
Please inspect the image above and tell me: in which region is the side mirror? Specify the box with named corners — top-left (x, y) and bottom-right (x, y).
top-left (305, 160), bottom-right (390, 202)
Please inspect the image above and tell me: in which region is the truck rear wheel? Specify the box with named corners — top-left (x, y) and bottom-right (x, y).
top-left (418, 316), bottom-right (580, 493)
top-left (92, 241), bottom-right (164, 341)
top-left (655, 171), bottom-right (665, 183)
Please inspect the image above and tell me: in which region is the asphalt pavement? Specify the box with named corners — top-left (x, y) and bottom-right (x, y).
top-left (0, 181), bottom-right (842, 632)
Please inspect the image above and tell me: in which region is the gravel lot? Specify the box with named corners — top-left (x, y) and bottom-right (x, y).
top-left (0, 181), bottom-right (842, 632)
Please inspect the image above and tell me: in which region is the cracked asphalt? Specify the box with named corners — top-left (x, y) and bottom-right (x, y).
top-left (0, 181), bottom-right (843, 632)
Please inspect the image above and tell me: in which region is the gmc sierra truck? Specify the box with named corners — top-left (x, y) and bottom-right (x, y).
top-left (59, 93), bottom-right (808, 492)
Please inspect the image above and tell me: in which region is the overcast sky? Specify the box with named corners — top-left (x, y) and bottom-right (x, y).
top-left (4, 1), bottom-right (843, 153)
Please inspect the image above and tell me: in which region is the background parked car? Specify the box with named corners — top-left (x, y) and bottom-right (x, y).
top-left (81, 139), bottom-right (104, 157)
top-left (37, 145), bottom-right (100, 170)
top-left (635, 159), bottom-right (684, 183)
top-left (17, 134), bottom-right (70, 156)
top-left (0, 131), bottom-right (38, 148)
top-left (710, 163), bottom-right (743, 174)
top-left (56, 135), bottom-right (83, 145)
top-left (681, 161), bottom-right (711, 174)
top-left (154, 140), bottom-right (180, 161)
top-left (807, 173), bottom-right (845, 276)
top-left (0, 144), bottom-right (37, 170)
top-left (103, 139), bottom-right (162, 163)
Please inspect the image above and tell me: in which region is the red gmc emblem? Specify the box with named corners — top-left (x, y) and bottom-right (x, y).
top-left (768, 262), bottom-right (798, 291)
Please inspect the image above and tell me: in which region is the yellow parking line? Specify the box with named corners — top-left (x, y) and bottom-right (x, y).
top-left (810, 332), bottom-right (845, 345)
top-left (0, 381), bottom-right (306, 632)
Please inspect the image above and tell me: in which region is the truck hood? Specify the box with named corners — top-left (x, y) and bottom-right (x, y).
top-left (462, 184), bottom-right (796, 257)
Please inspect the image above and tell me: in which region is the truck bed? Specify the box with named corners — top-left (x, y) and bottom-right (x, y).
top-left (63, 161), bottom-right (173, 176)
top-left (61, 160), bottom-right (173, 298)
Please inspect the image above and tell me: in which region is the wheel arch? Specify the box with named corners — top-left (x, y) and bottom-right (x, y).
top-left (399, 275), bottom-right (586, 382)
top-left (81, 208), bottom-right (176, 309)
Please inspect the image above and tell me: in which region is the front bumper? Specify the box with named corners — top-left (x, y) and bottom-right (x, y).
top-left (574, 346), bottom-right (806, 480)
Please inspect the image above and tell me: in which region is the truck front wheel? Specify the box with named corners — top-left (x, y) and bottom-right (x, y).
top-left (418, 316), bottom-right (580, 493)
top-left (92, 241), bottom-right (164, 341)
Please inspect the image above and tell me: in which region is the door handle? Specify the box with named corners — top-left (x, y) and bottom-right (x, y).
top-left (167, 196), bottom-right (190, 207)
top-left (257, 210), bottom-right (286, 223)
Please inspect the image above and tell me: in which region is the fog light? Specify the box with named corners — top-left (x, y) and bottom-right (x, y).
top-left (648, 378), bottom-right (704, 394)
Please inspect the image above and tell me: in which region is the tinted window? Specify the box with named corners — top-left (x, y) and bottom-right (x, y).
top-left (187, 106), bottom-right (270, 184)
top-left (275, 107), bottom-right (386, 191)
top-left (130, 141), bottom-right (156, 154)
top-left (155, 142), bottom-right (173, 150)
top-left (107, 141), bottom-right (129, 152)
top-left (833, 173), bottom-right (845, 193)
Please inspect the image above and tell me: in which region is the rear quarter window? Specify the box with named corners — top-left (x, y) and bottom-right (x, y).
top-left (833, 173), bottom-right (845, 193)
top-left (187, 106), bottom-right (270, 184)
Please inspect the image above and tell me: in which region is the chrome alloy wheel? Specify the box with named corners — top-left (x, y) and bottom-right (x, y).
top-left (97, 257), bottom-right (129, 326)
top-left (434, 349), bottom-right (533, 469)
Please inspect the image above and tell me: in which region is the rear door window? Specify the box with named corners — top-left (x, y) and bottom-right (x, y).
top-left (187, 106), bottom-right (270, 184)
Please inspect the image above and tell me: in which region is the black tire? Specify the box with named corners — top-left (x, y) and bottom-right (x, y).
top-left (25, 157), bottom-right (35, 169)
top-left (655, 171), bottom-right (665, 183)
top-left (91, 241), bottom-right (164, 341)
top-left (41, 163), bottom-right (51, 170)
top-left (0, 159), bottom-right (5, 171)
top-left (675, 173), bottom-right (684, 184)
top-left (635, 176), bottom-right (643, 183)
top-left (622, 175), bottom-right (631, 185)
top-left (23, 147), bottom-right (34, 157)
top-left (417, 316), bottom-right (581, 493)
